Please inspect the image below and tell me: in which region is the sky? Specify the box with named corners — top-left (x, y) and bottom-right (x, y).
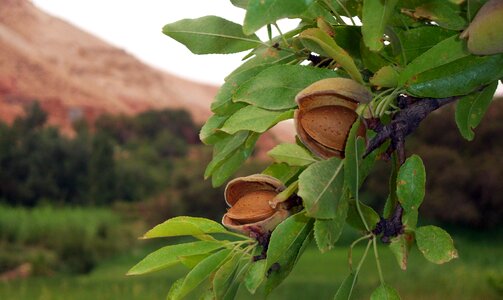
top-left (30, 0), bottom-right (296, 85)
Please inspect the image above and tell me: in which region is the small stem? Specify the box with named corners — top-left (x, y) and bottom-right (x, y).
top-left (334, 0), bottom-right (356, 25)
top-left (273, 22), bottom-right (289, 47)
top-left (347, 239), bottom-right (373, 298)
top-left (322, 0), bottom-right (347, 24)
top-left (372, 237), bottom-right (385, 285)
top-left (348, 234), bottom-right (373, 272)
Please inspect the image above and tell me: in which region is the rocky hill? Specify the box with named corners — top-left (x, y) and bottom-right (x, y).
top-left (0, 0), bottom-right (219, 134)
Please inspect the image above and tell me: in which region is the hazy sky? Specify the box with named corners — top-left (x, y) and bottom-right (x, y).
top-left (31, 0), bottom-right (259, 85)
top-left (29, 1), bottom-right (503, 94)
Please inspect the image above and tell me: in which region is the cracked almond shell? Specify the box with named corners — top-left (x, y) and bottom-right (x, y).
top-left (294, 78), bottom-right (371, 159)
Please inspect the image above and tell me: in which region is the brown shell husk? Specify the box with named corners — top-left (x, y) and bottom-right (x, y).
top-left (294, 78), bottom-right (369, 159)
top-left (222, 206), bottom-right (290, 236)
top-left (222, 174), bottom-right (288, 235)
top-left (224, 174), bottom-right (284, 207)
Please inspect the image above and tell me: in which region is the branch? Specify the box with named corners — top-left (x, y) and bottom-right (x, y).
top-left (365, 94), bottom-right (460, 243)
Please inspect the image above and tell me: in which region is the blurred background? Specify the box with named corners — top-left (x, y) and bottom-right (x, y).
top-left (0, 0), bottom-right (501, 299)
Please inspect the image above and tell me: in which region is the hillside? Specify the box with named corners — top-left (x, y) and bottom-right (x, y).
top-left (0, 0), bottom-right (219, 133)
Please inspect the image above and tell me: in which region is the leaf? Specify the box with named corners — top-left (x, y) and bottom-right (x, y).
top-left (399, 35), bottom-right (469, 85)
top-left (298, 158), bottom-right (345, 219)
top-left (344, 122), bottom-right (378, 197)
top-left (262, 163), bottom-right (302, 185)
top-left (268, 143), bottom-right (318, 166)
top-left (370, 284), bottom-right (401, 300)
top-left (266, 212), bottom-right (314, 269)
top-left (204, 131), bottom-right (249, 179)
top-left (178, 254), bottom-right (210, 269)
top-left (334, 272), bottom-right (357, 300)
top-left (167, 278), bottom-right (184, 300)
top-left (230, 0), bottom-right (249, 9)
top-left (415, 225), bottom-right (458, 264)
top-left (265, 213), bottom-right (314, 295)
top-left (143, 216), bottom-right (228, 239)
top-left (176, 249), bottom-right (232, 299)
top-left (220, 106), bottom-right (294, 134)
top-left (233, 65), bottom-right (346, 110)
top-left (370, 66), bottom-right (399, 88)
top-left (314, 195), bottom-right (348, 253)
top-left (127, 241), bottom-right (224, 275)
top-left (388, 232), bottom-right (414, 270)
top-left (211, 133), bottom-right (260, 187)
top-left (362, 0), bottom-right (399, 51)
top-left (200, 115), bottom-right (230, 145)
top-left (243, 0), bottom-right (314, 35)
top-left (328, 0), bottom-right (363, 17)
top-left (455, 81), bottom-right (498, 141)
top-left (213, 252), bottom-right (241, 300)
top-left (397, 26), bottom-right (456, 63)
top-left (346, 200), bottom-right (380, 232)
top-left (406, 54), bottom-right (503, 98)
top-left (360, 40), bottom-right (389, 73)
top-left (299, 28), bottom-right (363, 83)
top-left (396, 155), bottom-right (426, 214)
top-left (244, 260), bottom-right (267, 294)
top-left (408, 0), bottom-right (467, 30)
top-left (163, 16), bottom-right (261, 54)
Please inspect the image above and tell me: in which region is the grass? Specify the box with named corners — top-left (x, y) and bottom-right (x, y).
top-left (1, 233), bottom-right (502, 300)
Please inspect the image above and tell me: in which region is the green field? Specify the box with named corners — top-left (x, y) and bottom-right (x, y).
top-left (1, 234), bottom-right (502, 300)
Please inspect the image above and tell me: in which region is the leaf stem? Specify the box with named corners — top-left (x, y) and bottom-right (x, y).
top-left (348, 234), bottom-right (373, 272)
top-left (353, 135), bottom-right (371, 233)
top-left (372, 237), bottom-right (385, 285)
top-left (347, 239), bottom-right (373, 298)
top-left (273, 22), bottom-right (289, 47)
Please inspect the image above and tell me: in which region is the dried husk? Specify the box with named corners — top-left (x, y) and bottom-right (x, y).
top-left (294, 78), bottom-right (371, 159)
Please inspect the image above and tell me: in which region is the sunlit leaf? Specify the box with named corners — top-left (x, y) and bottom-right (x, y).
top-left (268, 143), bottom-right (318, 167)
top-left (370, 284), bottom-right (401, 300)
top-left (163, 16), bottom-right (261, 54)
top-left (314, 195), bottom-right (348, 253)
top-left (127, 241), bottom-right (224, 275)
top-left (220, 106), bottom-right (294, 134)
top-left (388, 232), bottom-right (414, 270)
top-left (362, 0), bottom-right (399, 51)
top-left (143, 216), bottom-right (228, 239)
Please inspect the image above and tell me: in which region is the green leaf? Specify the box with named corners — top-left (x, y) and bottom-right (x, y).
top-left (200, 115), bottom-right (230, 145)
top-left (211, 133), bottom-right (260, 187)
top-left (244, 260), bottom-right (267, 294)
top-left (167, 278), bottom-right (184, 300)
top-left (396, 155), bottom-right (426, 214)
top-left (220, 106), bottom-right (294, 134)
top-left (298, 158), bottom-right (345, 219)
top-left (127, 241), bottom-right (224, 275)
top-left (178, 254), bottom-right (210, 269)
top-left (314, 195), bottom-right (348, 253)
top-left (370, 66), bottom-right (399, 88)
top-left (176, 249), bottom-right (232, 299)
top-left (334, 272), bottom-right (357, 300)
top-left (370, 284), bottom-right (401, 300)
top-left (265, 213), bottom-right (314, 295)
top-left (406, 0), bottom-right (467, 30)
top-left (388, 232), bottom-right (414, 270)
top-left (406, 54), bottom-right (503, 98)
top-left (299, 28), bottom-right (363, 83)
top-left (399, 35), bottom-right (469, 85)
top-left (268, 143), bottom-right (318, 167)
top-left (455, 81), bottom-right (498, 141)
top-left (205, 131), bottom-right (249, 179)
top-left (234, 65), bottom-right (346, 110)
top-left (262, 163), bottom-right (302, 185)
top-left (143, 216), bottom-right (228, 239)
top-left (344, 122), bottom-right (378, 197)
top-left (230, 0), bottom-right (249, 9)
top-left (328, 0), bottom-right (363, 17)
top-left (362, 0), bottom-right (399, 51)
top-left (243, 0), bottom-right (314, 35)
top-left (415, 225), bottom-right (458, 264)
top-left (266, 212), bottom-right (314, 269)
top-left (163, 16), bottom-right (261, 54)
top-left (346, 199), bottom-right (380, 231)
top-left (360, 40), bottom-right (389, 73)
top-left (397, 26), bottom-right (457, 63)
top-left (213, 252), bottom-right (241, 300)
